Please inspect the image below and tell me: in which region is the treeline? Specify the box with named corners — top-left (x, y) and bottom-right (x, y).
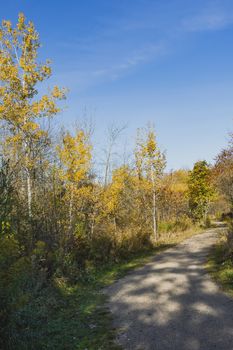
top-left (212, 133), bottom-right (233, 261)
top-left (0, 14), bottom-right (232, 349)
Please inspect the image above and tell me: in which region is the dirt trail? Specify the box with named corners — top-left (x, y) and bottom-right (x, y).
top-left (106, 229), bottom-right (233, 350)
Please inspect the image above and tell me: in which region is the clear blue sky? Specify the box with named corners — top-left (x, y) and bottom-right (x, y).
top-left (2, 0), bottom-right (233, 170)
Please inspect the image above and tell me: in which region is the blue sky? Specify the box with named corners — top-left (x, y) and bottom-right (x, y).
top-left (2, 0), bottom-right (233, 170)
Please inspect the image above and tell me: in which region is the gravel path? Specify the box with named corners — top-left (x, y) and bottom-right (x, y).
top-left (106, 229), bottom-right (233, 350)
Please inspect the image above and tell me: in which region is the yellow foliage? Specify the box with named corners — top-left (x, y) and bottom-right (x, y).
top-left (102, 166), bottom-right (134, 215)
top-left (0, 13), bottom-right (66, 159)
top-left (135, 126), bottom-right (166, 181)
top-left (57, 130), bottom-right (92, 185)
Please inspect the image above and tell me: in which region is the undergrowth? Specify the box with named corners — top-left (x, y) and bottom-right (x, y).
top-left (1, 226), bottom-right (203, 350)
top-left (208, 223), bottom-right (233, 297)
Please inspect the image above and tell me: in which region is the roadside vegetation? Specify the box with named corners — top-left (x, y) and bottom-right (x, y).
top-left (0, 227), bottom-right (204, 350)
top-left (208, 135), bottom-right (233, 296)
top-left (208, 230), bottom-right (233, 297)
top-left (0, 14), bottom-right (232, 349)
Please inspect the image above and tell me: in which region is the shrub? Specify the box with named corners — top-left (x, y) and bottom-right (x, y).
top-left (158, 216), bottom-right (192, 234)
top-left (205, 216), bottom-right (211, 228)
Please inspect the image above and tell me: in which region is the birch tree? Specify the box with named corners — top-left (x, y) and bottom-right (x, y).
top-left (135, 126), bottom-right (166, 240)
top-left (0, 13), bottom-right (65, 219)
top-left (57, 130), bottom-right (92, 232)
top-left (103, 124), bottom-right (126, 187)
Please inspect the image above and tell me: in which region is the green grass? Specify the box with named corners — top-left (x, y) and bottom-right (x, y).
top-left (6, 246), bottom-right (169, 350)
top-left (8, 226), bottom-right (204, 350)
top-left (41, 245), bottom-right (172, 350)
top-left (207, 240), bottom-right (233, 297)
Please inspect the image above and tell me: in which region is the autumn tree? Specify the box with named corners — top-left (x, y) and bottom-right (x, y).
top-left (102, 165), bottom-right (134, 229)
top-left (188, 161), bottom-right (214, 222)
top-left (134, 126), bottom-right (166, 240)
top-left (57, 129), bottom-right (92, 233)
top-left (0, 13), bottom-right (65, 220)
top-left (159, 169), bottom-right (189, 221)
top-left (214, 134), bottom-right (233, 213)
top-left (0, 157), bottom-right (15, 229)
top-left (103, 124), bottom-right (126, 187)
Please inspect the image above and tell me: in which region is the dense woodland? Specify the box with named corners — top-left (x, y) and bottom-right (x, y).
top-left (0, 14), bottom-right (232, 349)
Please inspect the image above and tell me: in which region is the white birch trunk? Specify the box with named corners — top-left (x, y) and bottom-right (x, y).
top-left (69, 185), bottom-right (74, 232)
top-left (151, 170), bottom-right (158, 241)
top-left (26, 168), bottom-right (32, 218)
top-left (152, 189), bottom-right (157, 240)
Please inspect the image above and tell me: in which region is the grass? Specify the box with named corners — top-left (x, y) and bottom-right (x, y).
top-left (8, 226), bottom-right (204, 350)
top-left (207, 231), bottom-right (233, 297)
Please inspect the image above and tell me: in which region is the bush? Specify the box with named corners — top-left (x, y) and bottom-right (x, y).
top-left (90, 231), bottom-right (113, 263)
top-left (205, 216), bottom-right (211, 228)
top-left (0, 235), bottom-right (56, 349)
top-left (158, 216), bottom-right (192, 234)
top-left (226, 220), bottom-right (233, 258)
top-left (113, 227), bottom-right (152, 260)
top-left (0, 233), bottom-right (21, 348)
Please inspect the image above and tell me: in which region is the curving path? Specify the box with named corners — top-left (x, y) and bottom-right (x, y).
top-left (106, 229), bottom-right (233, 350)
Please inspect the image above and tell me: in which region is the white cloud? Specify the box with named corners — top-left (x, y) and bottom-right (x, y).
top-left (183, 11), bottom-right (233, 32)
top-left (92, 43), bottom-right (166, 80)
top-left (55, 42), bottom-right (166, 92)
top-left (54, 4), bottom-right (233, 93)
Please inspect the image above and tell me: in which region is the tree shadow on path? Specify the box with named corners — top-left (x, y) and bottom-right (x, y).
top-left (106, 230), bottom-right (233, 350)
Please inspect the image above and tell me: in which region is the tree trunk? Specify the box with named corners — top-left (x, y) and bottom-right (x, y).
top-left (69, 184), bottom-right (74, 233)
top-left (104, 149), bottom-right (111, 187)
top-left (152, 189), bottom-right (158, 240)
top-left (26, 168), bottom-right (32, 218)
top-left (151, 170), bottom-right (158, 241)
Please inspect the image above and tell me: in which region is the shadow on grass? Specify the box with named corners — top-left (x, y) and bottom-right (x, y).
top-left (5, 243), bottom-right (176, 350)
top-left (6, 228), bottom-right (207, 350)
